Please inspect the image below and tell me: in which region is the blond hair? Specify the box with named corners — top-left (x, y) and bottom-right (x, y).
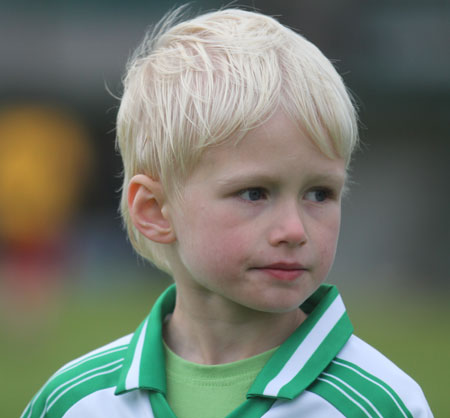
top-left (116, 7), bottom-right (359, 272)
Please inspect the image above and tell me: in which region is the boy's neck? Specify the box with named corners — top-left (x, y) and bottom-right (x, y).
top-left (162, 285), bottom-right (307, 365)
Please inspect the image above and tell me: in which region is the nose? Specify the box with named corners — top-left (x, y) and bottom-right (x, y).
top-left (268, 201), bottom-right (307, 247)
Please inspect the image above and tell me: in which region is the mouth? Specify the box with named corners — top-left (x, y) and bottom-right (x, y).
top-left (251, 263), bottom-right (308, 281)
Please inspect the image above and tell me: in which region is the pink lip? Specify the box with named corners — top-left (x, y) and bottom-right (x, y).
top-left (253, 263), bottom-right (307, 281)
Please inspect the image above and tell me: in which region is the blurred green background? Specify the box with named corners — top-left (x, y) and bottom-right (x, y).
top-left (1, 0), bottom-right (449, 416)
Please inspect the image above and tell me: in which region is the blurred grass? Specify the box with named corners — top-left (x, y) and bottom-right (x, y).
top-left (2, 280), bottom-right (447, 417)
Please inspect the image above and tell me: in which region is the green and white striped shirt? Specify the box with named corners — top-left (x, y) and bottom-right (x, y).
top-left (22, 284), bottom-right (433, 417)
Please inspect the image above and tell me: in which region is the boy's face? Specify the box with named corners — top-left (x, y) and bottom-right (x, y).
top-left (168, 110), bottom-right (346, 315)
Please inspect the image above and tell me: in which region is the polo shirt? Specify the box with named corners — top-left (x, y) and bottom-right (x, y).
top-left (22, 284), bottom-right (433, 418)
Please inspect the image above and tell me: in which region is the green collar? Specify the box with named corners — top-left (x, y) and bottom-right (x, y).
top-left (115, 284), bottom-right (175, 395)
top-left (115, 284), bottom-right (353, 411)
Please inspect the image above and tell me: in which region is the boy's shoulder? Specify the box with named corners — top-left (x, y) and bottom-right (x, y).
top-left (22, 286), bottom-right (175, 418)
top-left (308, 334), bottom-right (432, 417)
top-left (22, 287), bottom-right (175, 418)
top-left (21, 334), bottom-right (134, 418)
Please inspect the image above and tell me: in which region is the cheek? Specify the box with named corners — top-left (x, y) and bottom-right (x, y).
top-left (317, 215), bottom-right (341, 270)
top-left (175, 207), bottom-right (251, 275)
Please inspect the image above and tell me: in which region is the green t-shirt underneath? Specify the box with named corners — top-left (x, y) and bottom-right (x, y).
top-left (164, 343), bottom-right (278, 418)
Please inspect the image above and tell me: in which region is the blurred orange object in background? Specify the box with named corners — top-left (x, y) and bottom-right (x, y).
top-left (0, 104), bottom-right (92, 309)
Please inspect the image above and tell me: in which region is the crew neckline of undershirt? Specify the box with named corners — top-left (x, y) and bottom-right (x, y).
top-left (163, 341), bottom-right (279, 385)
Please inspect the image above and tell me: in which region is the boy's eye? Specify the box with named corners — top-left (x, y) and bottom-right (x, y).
top-left (239, 188), bottom-right (267, 201)
top-left (305, 188), bottom-right (332, 202)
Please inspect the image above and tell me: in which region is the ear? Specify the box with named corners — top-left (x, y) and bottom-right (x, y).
top-left (128, 174), bottom-right (176, 244)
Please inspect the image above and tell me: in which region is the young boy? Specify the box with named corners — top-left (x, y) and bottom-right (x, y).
top-left (22, 7), bottom-right (433, 418)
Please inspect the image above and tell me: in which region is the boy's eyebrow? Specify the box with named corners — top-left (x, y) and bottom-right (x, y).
top-left (215, 170), bottom-right (347, 187)
top-left (215, 172), bottom-right (276, 187)
top-left (306, 172), bottom-right (348, 185)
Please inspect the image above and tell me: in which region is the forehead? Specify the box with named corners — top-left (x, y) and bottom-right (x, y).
top-left (187, 111), bottom-right (346, 185)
